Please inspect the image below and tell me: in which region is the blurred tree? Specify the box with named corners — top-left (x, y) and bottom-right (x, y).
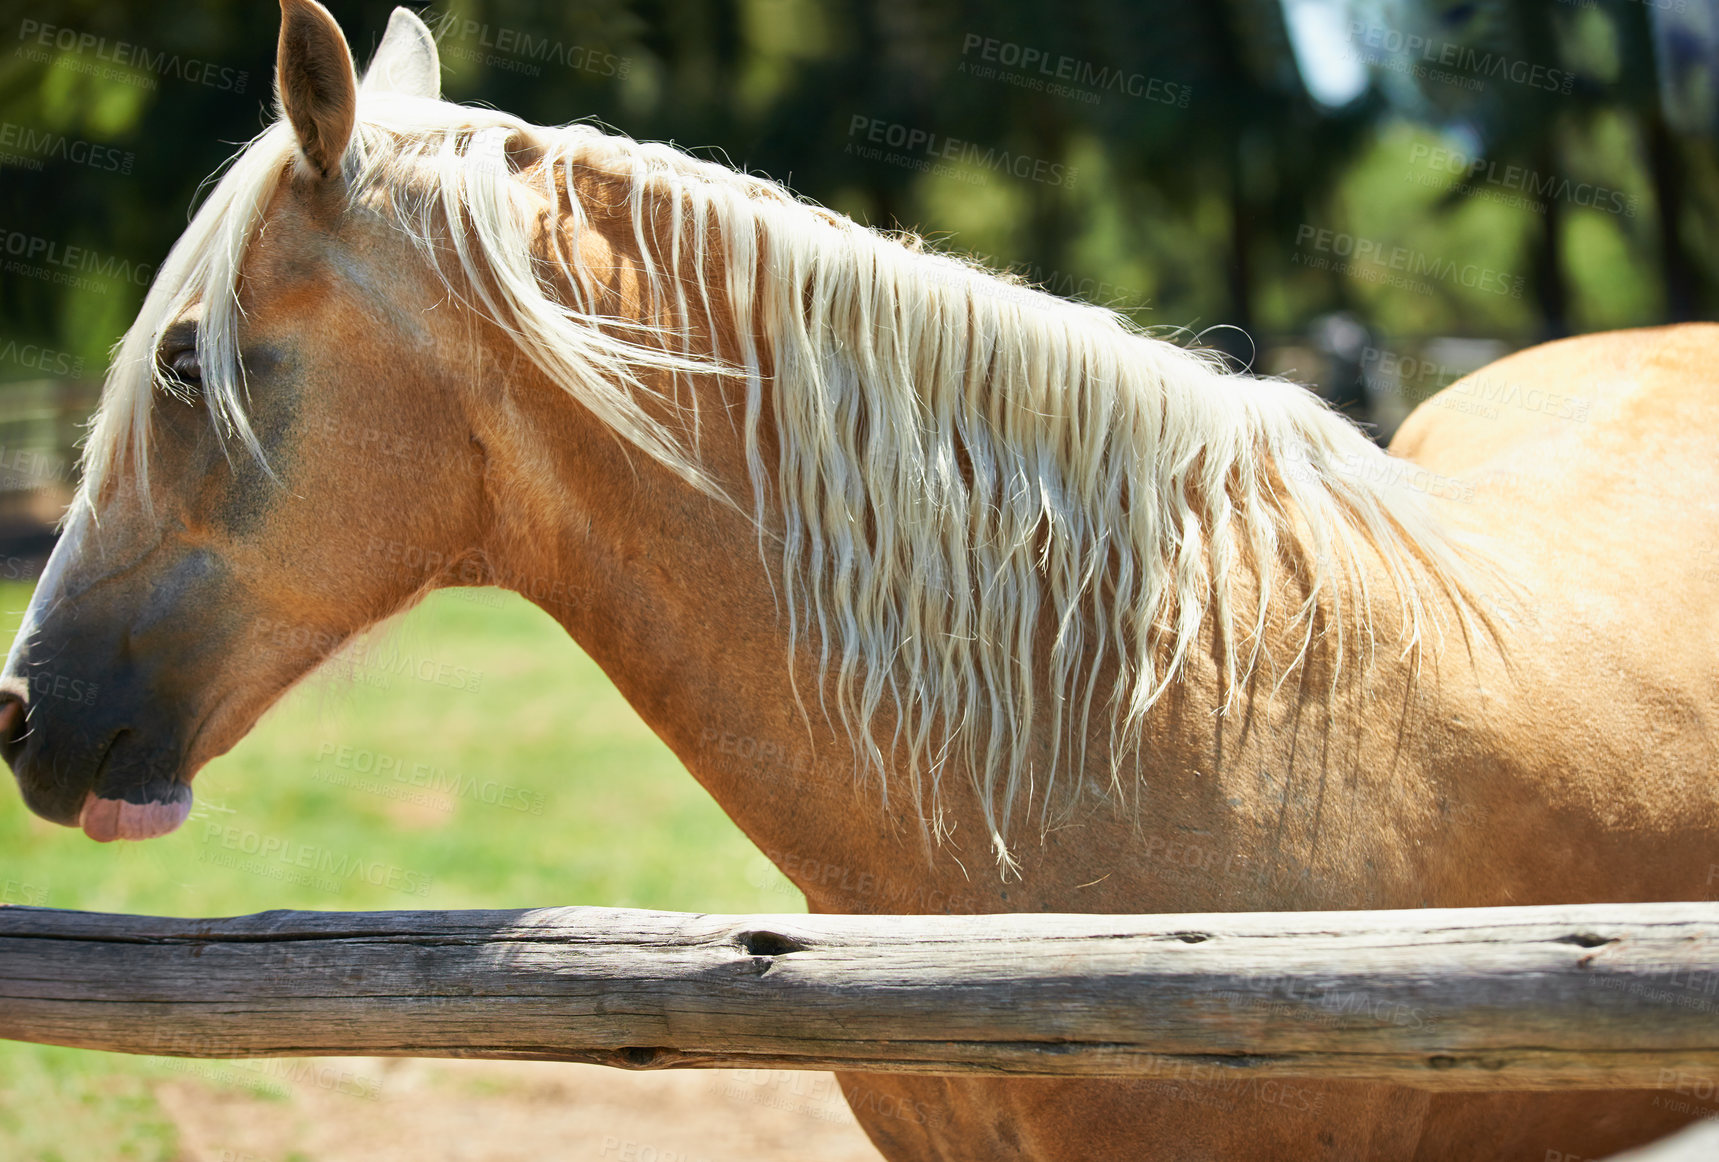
top-left (1616, 0), bottom-right (1713, 321)
top-left (0, 0), bottom-right (1704, 384)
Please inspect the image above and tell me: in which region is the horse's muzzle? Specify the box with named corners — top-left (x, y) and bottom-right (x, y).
top-left (0, 671), bottom-right (195, 843)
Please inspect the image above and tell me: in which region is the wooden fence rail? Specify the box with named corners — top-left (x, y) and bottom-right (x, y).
top-left (3, 901), bottom-right (1718, 1090)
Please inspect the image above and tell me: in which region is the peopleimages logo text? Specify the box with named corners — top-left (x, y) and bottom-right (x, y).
top-left (1408, 143), bottom-right (1640, 218)
top-left (0, 229), bottom-right (152, 287)
top-left (1347, 21), bottom-right (1572, 94)
top-left (0, 338), bottom-right (83, 377)
top-left (1294, 224), bottom-right (1525, 299)
top-left (429, 15), bottom-right (630, 78)
top-left (0, 122), bottom-right (133, 174)
top-left (846, 115), bottom-right (1074, 188)
top-left (959, 34), bottom-right (1190, 107)
top-left (16, 20), bottom-right (248, 92)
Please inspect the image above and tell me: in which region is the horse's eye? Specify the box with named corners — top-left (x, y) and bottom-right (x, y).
top-left (163, 347), bottom-right (202, 389)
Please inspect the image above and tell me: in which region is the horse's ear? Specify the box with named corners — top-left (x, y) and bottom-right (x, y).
top-left (361, 8), bottom-right (441, 100)
top-left (276, 0), bottom-right (358, 179)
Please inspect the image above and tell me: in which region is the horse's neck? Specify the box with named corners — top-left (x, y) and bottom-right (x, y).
top-left (469, 186), bottom-right (888, 895)
top-left (478, 362), bottom-right (1456, 917)
top-left (477, 177), bottom-right (1463, 913)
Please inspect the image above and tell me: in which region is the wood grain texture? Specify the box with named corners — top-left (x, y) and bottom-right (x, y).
top-left (3, 902), bottom-right (1718, 1089)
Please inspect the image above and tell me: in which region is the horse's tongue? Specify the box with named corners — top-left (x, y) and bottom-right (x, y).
top-left (78, 792), bottom-right (192, 842)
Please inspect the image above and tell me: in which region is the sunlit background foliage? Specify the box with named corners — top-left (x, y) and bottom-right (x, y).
top-left (2, 0), bottom-right (1716, 404)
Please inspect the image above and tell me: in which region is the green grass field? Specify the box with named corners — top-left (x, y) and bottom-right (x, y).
top-left (0, 580), bottom-right (802, 1161)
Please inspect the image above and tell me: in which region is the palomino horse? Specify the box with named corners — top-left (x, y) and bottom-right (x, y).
top-left (2, 3), bottom-right (1713, 1158)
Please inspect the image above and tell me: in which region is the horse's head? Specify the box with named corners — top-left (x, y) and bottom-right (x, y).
top-left (0, 4), bottom-right (504, 841)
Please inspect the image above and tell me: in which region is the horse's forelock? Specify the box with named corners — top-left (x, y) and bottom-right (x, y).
top-left (84, 121), bottom-right (300, 507)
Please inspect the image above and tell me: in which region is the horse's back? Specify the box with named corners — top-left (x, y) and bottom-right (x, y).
top-left (1393, 322), bottom-right (1719, 673)
top-left (1390, 323), bottom-right (1719, 873)
top-left (1394, 323), bottom-right (1719, 546)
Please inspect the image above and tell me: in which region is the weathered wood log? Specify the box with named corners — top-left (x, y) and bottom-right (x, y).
top-left (3, 902), bottom-right (1719, 1090)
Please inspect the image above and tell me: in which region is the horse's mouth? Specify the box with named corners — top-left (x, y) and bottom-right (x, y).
top-left (68, 727), bottom-right (193, 842)
top-left (78, 785), bottom-right (194, 842)
top-left (0, 672), bottom-right (216, 842)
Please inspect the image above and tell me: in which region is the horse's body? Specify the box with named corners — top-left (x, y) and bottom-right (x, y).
top-left (1, 5), bottom-right (1712, 1159)
top-left (833, 328), bottom-right (1719, 1160)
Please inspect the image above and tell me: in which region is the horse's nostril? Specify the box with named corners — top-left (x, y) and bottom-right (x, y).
top-left (0, 694), bottom-right (26, 769)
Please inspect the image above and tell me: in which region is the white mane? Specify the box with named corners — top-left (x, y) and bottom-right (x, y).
top-left (87, 92), bottom-right (1471, 869)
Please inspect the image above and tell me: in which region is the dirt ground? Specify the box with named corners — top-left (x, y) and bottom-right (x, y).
top-left (152, 1058), bottom-right (887, 1162)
